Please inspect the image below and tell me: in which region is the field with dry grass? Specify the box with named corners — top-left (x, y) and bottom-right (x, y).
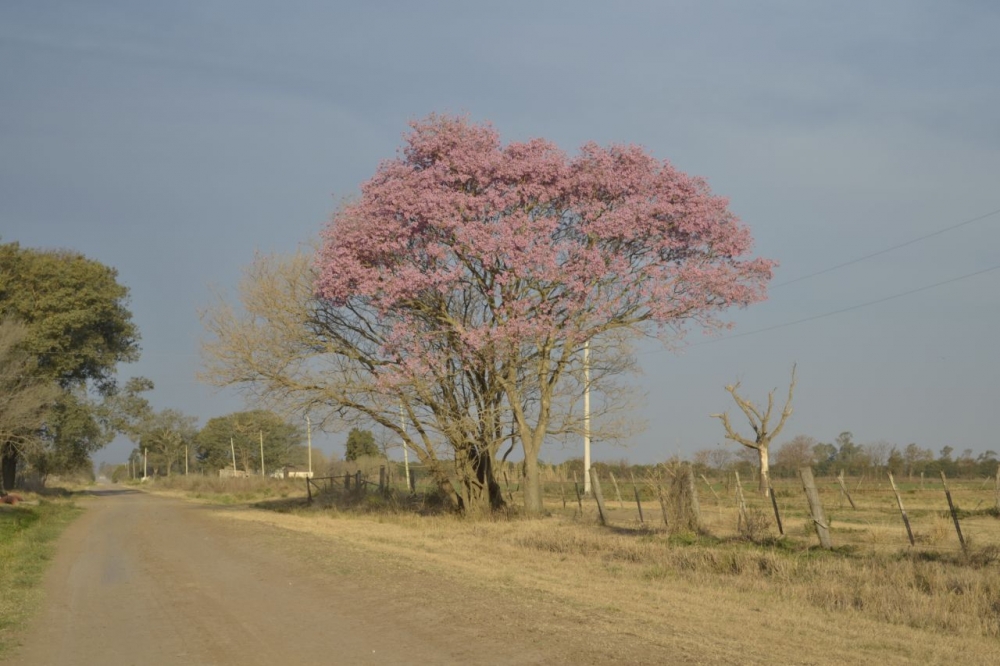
top-left (145, 473), bottom-right (1000, 663)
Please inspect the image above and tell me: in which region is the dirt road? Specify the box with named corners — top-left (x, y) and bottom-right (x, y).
top-left (5, 489), bottom-right (586, 666)
top-left (8, 488), bottom-right (991, 665)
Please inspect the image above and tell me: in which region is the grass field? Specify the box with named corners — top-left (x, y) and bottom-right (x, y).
top-left (0, 496), bottom-right (81, 658)
top-left (150, 471), bottom-right (1000, 657)
top-left (563, 473), bottom-right (1000, 557)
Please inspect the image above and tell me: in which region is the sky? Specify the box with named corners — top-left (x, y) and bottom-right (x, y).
top-left (2, 1), bottom-right (998, 468)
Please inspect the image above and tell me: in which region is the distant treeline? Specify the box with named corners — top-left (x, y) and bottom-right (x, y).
top-left (556, 431), bottom-right (998, 481)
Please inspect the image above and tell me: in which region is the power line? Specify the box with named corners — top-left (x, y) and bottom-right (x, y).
top-left (773, 207), bottom-right (1000, 289)
top-left (688, 262), bottom-right (1000, 348)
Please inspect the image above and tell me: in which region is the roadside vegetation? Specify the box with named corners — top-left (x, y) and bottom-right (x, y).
top-left (0, 496), bottom-right (81, 658)
top-left (143, 475), bottom-right (305, 506)
top-left (150, 470), bottom-right (1000, 650)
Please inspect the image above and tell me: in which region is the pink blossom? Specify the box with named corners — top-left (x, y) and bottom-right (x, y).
top-left (315, 114), bottom-right (774, 382)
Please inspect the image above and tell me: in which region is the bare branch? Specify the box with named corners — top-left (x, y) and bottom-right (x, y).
top-left (711, 363), bottom-right (797, 495)
top-left (710, 411), bottom-right (758, 450)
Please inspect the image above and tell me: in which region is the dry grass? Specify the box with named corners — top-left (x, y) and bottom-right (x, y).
top-left (148, 472), bottom-right (1000, 661)
top-left (143, 474), bottom-right (306, 505)
top-left (210, 502), bottom-right (998, 664)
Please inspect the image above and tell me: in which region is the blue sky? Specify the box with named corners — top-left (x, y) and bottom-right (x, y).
top-left (2, 1), bottom-right (998, 466)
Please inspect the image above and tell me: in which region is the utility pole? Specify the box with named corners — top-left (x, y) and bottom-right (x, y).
top-left (143, 447), bottom-right (148, 480)
top-left (583, 339), bottom-right (591, 495)
top-left (401, 403), bottom-right (411, 491)
top-left (259, 430), bottom-right (265, 477)
top-left (230, 437), bottom-right (237, 473)
top-left (184, 445), bottom-right (189, 476)
top-left (306, 415), bottom-right (313, 477)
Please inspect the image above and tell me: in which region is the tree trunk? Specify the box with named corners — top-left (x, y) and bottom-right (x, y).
top-left (758, 446), bottom-right (770, 496)
top-left (456, 445), bottom-right (504, 516)
top-left (470, 445), bottom-right (505, 512)
top-left (424, 460), bottom-right (461, 511)
top-left (1, 447), bottom-right (18, 495)
top-left (522, 445), bottom-right (543, 514)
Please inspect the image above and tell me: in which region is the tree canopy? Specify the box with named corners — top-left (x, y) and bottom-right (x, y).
top-left (0, 319), bottom-right (60, 492)
top-left (135, 409), bottom-right (198, 477)
top-left (197, 410), bottom-right (304, 474)
top-left (203, 115), bottom-right (773, 514)
top-left (0, 242), bottom-right (140, 391)
top-left (345, 428), bottom-right (378, 461)
top-left (0, 242), bottom-right (142, 492)
top-left (314, 115), bottom-right (773, 512)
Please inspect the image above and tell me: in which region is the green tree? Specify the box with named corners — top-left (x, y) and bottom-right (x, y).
top-left (0, 242), bottom-right (141, 491)
top-left (0, 320), bottom-right (61, 494)
top-left (106, 377), bottom-right (156, 440)
top-left (345, 428), bottom-right (378, 461)
top-left (811, 442), bottom-right (838, 476)
top-left (137, 409), bottom-right (198, 477)
top-left (197, 410), bottom-right (303, 474)
top-left (937, 445), bottom-right (957, 476)
top-left (834, 431), bottom-right (863, 475)
top-left (976, 450), bottom-right (998, 478)
top-left (903, 443), bottom-right (934, 478)
top-left (34, 387), bottom-right (113, 483)
top-left (886, 446), bottom-right (905, 476)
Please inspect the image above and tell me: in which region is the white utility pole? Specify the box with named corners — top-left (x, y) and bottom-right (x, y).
top-left (143, 447), bottom-right (148, 480)
top-left (401, 403), bottom-right (411, 491)
top-left (259, 430), bottom-right (265, 477)
top-left (306, 415), bottom-right (313, 477)
top-left (185, 445), bottom-right (189, 476)
top-left (583, 339), bottom-right (591, 495)
top-left (230, 437), bottom-right (237, 473)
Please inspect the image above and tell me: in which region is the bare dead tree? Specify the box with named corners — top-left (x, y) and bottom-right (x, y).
top-left (711, 364), bottom-right (796, 496)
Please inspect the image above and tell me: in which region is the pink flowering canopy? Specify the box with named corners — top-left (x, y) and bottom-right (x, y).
top-left (316, 114), bottom-right (773, 376)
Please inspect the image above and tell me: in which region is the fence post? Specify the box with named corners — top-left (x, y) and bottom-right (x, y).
top-left (379, 466), bottom-right (386, 492)
top-left (609, 471), bottom-right (624, 509)
top-left (656, 483), bottom-right (670, 530)
top-left (630, 473), bottom-right (644, 524)
top-left (939, 471), bottom-right (967, 555)
top-left (344, 472), bottom-right (350, 490)
top-left (887, 472), bottom-right (915, 546)
top-left (685, 466), bottom-right (701, 526)
top-left (573, 472), bottom-right (584, 516)
top-left (630, 472), bottom-right (645, 522)
top-left (767, 479), bottom-right (783, 536)
top-left (734, 470), bottom-right (750, 533)
top-left (700, 474), bottom-right (722, 505)
top-left (837, 470), bottom-right (857, 510)
top-left (800, 467), bottom-right (832, 549)
top-left (306, 477), bottom-right (313, 505)
top-left (590, 468), bottom-right (608, 526)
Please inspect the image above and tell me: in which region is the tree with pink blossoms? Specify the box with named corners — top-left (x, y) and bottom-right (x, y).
top-left (315, 114), bottom-right (774, 514)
